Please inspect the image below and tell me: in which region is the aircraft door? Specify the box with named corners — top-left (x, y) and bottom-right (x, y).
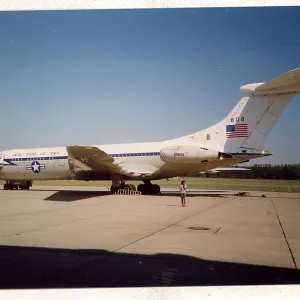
top-left (57, 158), bottom-right (65, 166)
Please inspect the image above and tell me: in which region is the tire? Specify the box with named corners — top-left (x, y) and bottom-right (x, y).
top-left (129, 184), bottom-right (136, 191)
top-left (110, 185), bottom-right (116, 194)
top-left (153, 184), bottom-right (161, 195)
top-left (20, 186), bottom-right (29, 190)
top-left (137, 184), bottom-right (145, 193)
top-left (124, 184), bottom-right (133, 191)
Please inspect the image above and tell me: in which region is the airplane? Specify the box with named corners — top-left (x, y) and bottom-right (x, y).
top-left (0, 68), bottom-right (300, 194)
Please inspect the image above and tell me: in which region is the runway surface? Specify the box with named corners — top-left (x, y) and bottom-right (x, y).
top-left (0, 186), bottom-right (300, 288)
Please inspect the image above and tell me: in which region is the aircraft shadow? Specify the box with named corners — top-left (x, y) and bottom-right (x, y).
top-left (42, 190), bottom-right (226, 201)
top-left (160, 192), bottom-right (226, 198)
top-left (43, 191), bottom-right (109, 202)
top-left (0, 245), bottom-right (299, 289)
top-left (162, 190), bottom-right (228, 193)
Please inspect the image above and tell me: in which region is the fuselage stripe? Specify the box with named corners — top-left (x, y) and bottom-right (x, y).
top-left (2, 152), bottom-right (162, 165)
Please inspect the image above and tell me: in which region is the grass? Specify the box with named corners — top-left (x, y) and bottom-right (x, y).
top-left (2, 178), bottom-right (299, 193)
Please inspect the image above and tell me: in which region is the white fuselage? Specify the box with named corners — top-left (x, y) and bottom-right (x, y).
top-left (0, 139), bottom-right (267, 182)
top-left (0, 141), bottom-right (171, 181)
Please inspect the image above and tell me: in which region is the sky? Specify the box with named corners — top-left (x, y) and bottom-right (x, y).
top-left (0, 7), bottom-right (300, 165)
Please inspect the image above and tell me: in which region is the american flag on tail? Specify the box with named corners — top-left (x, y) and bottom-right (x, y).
top-left (226, 124), bottom-right (248, 138)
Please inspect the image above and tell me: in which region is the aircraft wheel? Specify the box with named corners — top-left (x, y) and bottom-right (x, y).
top-left (110, 185), bottom-right (117, 194)
top-left (3, 184), bottom-right (8, 190)
top-left (153, 184), bottom-right (161, 195)
top-left (20, 185), bottom-right (30, 190)
top-left (123, 184), bottom-right (133, 191)
top-left (137, 184), bottom-right (160, 195)
top-left (137, 184), bottom-right (145, 193)
top-left (129, 184), bottom-right (136, 191)
top-left (6, 184), bottom-right (14, 190)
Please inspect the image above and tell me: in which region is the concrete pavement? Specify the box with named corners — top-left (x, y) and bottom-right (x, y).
top-left (0, 186), bottom-right (299, 288)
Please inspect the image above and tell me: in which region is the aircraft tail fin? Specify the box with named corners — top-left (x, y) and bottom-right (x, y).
top-left (181, 68), bottom-right (300, 154)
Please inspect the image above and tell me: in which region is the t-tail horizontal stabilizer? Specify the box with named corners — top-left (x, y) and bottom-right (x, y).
top-left (240, 68), bottom-right (300, 96)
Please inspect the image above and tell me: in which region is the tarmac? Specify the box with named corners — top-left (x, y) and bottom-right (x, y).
top-left (0, 185), bottom-right (300, 288)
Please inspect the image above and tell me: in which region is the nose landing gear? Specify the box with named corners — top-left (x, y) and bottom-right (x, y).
top-left (3, 180), bottom-right (32, 190)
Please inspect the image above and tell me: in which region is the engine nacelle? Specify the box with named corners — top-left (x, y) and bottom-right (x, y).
top-left (160, 146), bottom-right (221, 164)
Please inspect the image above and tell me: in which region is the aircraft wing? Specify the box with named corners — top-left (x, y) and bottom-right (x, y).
top-left (200, 167), bottom-right (251, 174)
top-left (66, 145), bottom-right (158, 177)
top-left (213, 167), bottom-right (251, 171)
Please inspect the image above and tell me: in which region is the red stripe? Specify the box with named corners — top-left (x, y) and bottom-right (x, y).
top-left (227, 133), bottom-right (247, 135)
top-left (226, 135), bottom-right (248, 137)
top-left (226, 133), bottom-right (248, 135)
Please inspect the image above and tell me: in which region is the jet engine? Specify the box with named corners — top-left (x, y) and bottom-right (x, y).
top-left (160, 146), bottom-right (231, 164)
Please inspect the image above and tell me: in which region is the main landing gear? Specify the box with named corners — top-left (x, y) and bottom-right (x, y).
top-left (110, 183), bottom-right (137, 194)
top-left (110, 176), bottom-right (160, 195)
top-left (137, 180), bottom-right (161, 195)
top-left (3, 180), bottom-right (32, 190)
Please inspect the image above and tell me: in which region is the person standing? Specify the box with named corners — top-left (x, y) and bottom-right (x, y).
top-left (179, 180), bottom-right (187, 207)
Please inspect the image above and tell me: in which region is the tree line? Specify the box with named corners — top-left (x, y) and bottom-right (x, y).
top-left (191, 164), bottom-right (300, 180)
top-left (247, 164), bottom-right (300, 180)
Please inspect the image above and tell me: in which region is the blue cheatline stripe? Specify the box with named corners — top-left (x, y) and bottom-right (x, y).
top-left (111, 152), bottom-right (160, 158)
top-left (2, 151), bottom-right (264, 166)
top-left (6, 156), bottom-right (68, 162)
top-left (3, 152), bottom-right (161, 165)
